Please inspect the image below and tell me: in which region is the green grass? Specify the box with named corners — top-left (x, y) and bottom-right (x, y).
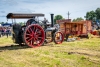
top-left (0, 36), bottom-right (13, 46)
top-left (0, 36), bottom-right (100, 67)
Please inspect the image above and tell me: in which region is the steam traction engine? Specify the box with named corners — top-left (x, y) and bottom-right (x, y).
top-left (6, 13), bottom-right (64, 48)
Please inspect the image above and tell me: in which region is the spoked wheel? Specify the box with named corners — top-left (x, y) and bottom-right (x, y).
top-left (23, 24), bottom-right (45, 48)
top-left (54, 31), bottom-right (64, 44)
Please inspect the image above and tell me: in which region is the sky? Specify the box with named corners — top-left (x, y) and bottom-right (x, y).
top-left (0, 0), bottom-right (100, 23)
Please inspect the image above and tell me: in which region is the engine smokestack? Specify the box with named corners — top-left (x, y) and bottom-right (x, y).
top-left (51, 14), bottom-right (54, 27)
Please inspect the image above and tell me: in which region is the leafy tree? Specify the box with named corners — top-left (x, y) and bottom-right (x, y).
top-left (54, 15), bottom-right (63, 24)
top-left (85, 10), bottom-right (96, 21)
top-left (95, 8), bottom-right (100, 20)
top-left (85, 8), bottom-right (100, 21)
top-left (72, 17), bottom-right (84, 22)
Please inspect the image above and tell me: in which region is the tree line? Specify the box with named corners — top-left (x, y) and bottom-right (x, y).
top-left (0, 22), bottom-right (25, 26)
top-left (85, 8), bottom-right (100, 22)
top-left (54, 7), bottom-right (100, 24)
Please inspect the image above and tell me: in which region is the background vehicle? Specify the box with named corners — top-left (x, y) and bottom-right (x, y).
top-left (56, 19), bottom-right (92, 40)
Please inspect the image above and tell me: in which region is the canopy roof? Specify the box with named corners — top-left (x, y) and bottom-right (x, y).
top-left (6, 13), bottom-right (45, 19)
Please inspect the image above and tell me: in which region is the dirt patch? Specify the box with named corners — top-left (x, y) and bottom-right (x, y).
top-left (68, 49), bottom-right (100, 58)
top-left (67, 48), bottom-right (100, 64)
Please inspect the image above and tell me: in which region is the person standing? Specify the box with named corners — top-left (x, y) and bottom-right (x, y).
top-left (6, 28), bottom-right (9, 38)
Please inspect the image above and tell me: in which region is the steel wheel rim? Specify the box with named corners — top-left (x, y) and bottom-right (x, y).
top-left (24, 24), bottom-right (45, 48)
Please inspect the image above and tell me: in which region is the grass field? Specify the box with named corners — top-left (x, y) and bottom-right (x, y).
top-left (0, 36), bottom-right (100, 67)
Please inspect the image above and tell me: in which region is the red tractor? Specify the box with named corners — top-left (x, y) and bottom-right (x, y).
top-left (6, 13), bottom-right (64, 48)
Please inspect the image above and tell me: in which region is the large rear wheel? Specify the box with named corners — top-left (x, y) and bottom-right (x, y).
top-left (23, 24), bottom-right (45, 48)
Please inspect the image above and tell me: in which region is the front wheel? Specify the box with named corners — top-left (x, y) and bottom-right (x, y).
top-left (54, 31), bottom-right (64, 44)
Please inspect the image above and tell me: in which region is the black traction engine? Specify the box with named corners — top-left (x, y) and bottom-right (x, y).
top-left (6, 13), bottom-right (64, 48)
